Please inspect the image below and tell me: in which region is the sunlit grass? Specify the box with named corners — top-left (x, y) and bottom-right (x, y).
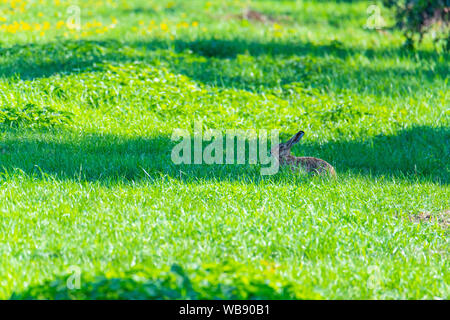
top-left (0, 0), bottom-right (448, 299)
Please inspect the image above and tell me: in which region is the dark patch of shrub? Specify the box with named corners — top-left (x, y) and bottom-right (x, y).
top-left (383, 0), bottom-right (449, 50)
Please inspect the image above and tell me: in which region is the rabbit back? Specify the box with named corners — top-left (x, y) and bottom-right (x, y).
top-left (282, 156), bottom-right (336, 177)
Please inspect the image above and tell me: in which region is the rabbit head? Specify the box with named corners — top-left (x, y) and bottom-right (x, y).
top-left (271, 130), bottom-right (305, 159)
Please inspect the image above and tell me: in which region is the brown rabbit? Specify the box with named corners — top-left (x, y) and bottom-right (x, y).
top-left (271, 130), bottom-right (336, 177)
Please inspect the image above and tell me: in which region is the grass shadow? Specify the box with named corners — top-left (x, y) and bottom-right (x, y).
top-left (0, 125), bottom-right (447, 184)
top-left (10, 263), bottom-right (306, 300)
top-left (299, 125), bottom-right (449, 184)
top-left (0, 40), bottom-right (132, 80)
top-left (0, 38), bottom-right (447, 94)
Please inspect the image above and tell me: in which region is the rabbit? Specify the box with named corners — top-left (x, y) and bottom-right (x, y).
top-left (271, 130), bottom-right (336, 177)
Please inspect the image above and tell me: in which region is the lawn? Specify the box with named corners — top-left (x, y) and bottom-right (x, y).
top-left (0, 0), bottom-right (449, 299)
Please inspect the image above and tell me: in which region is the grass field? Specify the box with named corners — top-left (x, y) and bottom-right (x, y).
top-left (0, 0), bottom-right (449, 299)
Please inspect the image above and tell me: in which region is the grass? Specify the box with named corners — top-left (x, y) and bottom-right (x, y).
top-left (0, 0), bottom-right (449, 299)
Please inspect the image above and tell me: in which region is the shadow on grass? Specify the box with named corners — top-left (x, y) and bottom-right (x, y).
top-left (0, 40), bottom-right (129, 80)
top-left (10, 264), bottom-right (306, 300)
top-left (0, 125), bottom-right (448, 184)
top-left (0, 39), bottom-right (447, 94)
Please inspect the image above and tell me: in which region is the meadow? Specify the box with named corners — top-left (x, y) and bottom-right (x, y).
top-left (0, 0), bottom-right (449, 299)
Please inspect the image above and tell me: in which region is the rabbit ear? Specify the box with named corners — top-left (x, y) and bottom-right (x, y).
top-left (286, 130), bottom-right (304, 148)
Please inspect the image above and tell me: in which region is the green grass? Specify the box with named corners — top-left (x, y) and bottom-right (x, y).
top-left (0, 0), bottom-right (449, 299)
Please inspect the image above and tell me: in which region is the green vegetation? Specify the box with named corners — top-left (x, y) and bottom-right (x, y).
top-left (0, 0), bottom-right (448, 299)
top-left (383, 0), bottom-right (449, 50)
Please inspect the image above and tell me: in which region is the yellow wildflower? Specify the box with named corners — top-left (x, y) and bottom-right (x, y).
top-left (160, 23), bottom-right (168, 31)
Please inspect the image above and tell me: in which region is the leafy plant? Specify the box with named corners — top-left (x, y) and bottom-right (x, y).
top-left (0, 104), bottom-right (73, 128)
